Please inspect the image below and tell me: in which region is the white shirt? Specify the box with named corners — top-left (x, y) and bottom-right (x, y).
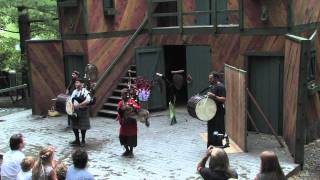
top-left (66, 165), bottom-right (95, 180)
top-left (1, 150), bottom-right (25, 180)
top-left (70, 88), bottom-right (91, 104)
top-left (16, 170), bottom-right (32, 180)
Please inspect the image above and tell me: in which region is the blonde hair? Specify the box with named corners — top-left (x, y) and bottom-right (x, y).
top-left (21, 156), bottom-right (35, 172)
top-left (32, 146), bottom-right (55, 180)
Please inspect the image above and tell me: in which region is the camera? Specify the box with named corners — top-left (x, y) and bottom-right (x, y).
top-left (211, 131), bottom-right (229, 148)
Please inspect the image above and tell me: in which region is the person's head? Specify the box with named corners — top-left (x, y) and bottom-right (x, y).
top-left (208, 148), bottom-right (230, 172)
top-left (209, 71), bottom-right (220, 85)
top-left (259, 151), bottom-right (285, 177)
top-left (9, 133), bottom-right (24, 151)
top-left (72, 71), bottom-right (80, 80)
top-left (56, 163), bottom-right (68, 180)
top-left (72, 149), bottom-right (88, 169)
top-left (74, 78), bottom-right (84, 89)
top-left (121, 88), bottom-right (129, 101)
top-left (21, 156), bottom-right (35, 172)
top-left (38, 146), bottom-right (55, 166)
top-left (32, 146), bottom-right (55, 179)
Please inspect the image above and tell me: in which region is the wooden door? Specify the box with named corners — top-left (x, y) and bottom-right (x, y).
top-left (135, 47), bottom-right (167, 110)
top-left (248, 56), bottom-right (283, 134)
top-left (64, 55), bottom-right (85, 86)
top-left (186, 46), bottom-right (212, 99)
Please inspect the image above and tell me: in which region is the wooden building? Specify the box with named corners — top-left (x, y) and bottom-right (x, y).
top-left (27, 0), bottom-right (320, 164)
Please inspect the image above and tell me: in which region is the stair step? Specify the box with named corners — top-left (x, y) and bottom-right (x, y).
top-left (121, 77), bottom-right (136, 80)
top-left (118, 83), bottom-right (129, 87)
top-left (104, 103), bottom-right (118, 107)
top-left (108, 96), bottom-right (122, 100)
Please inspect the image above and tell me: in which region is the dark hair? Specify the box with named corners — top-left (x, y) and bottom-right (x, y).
top-left (211, 71), bottom-right (220, 79)
top-left (9, 134), bottom-right (23, 150)
top-left (258, 151), bottom-right (286, 180)
top-left (56, 163), bottom-right (68, 180)
top-left (72, 70), bottom-right (80, 76)
top-left (72, 149), bottom-right (88, 169)
top-left (74, 78), bottom-right (84, 83)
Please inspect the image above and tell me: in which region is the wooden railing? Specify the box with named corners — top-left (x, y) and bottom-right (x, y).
top-left (0, 84), bottom-right (29, 103)
top-left (148, 0), bottom-right (243, 33)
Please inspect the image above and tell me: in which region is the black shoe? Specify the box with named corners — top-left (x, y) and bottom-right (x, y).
top-left (69, 140), bottom-right (80, 146)
top-left (80, 140), bottom-right (86, 147)
top-left (128, 151), bottom-right (134, 158)
top-left (121, 151), bottom-right (130, 157)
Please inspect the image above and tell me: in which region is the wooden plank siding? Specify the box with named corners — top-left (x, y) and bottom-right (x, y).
top-left (59, 1), bottom-right (86, 34)
top-left (283, 39), bottom-right (301, 162)
top-left (152, 34), bottom-right (241, 71)
top-left (90, 35), bottom-right (150, 115)
top-left (87, 0), bottom-right (148, 33)
top-left (243, 0), bottom-right (288, 28)
top-left (225, 64), bottom-right (247, 151)
top-left (27, 41), bottom-right (65, 115)
top-left (293, 0), bottom-right (320, 25)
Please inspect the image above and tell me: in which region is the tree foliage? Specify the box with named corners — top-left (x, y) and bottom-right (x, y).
top-left (0, 0), bottom-right (59, 71)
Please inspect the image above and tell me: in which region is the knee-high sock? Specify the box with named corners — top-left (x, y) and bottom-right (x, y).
top-left (73, 129), bottom-right (79, 141)
top-left (81, 130), bottom-right (86, 142)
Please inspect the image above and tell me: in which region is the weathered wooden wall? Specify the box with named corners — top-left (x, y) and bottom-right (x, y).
top-left (244, 0), bottom-right (288, 28)
top-left (294, 0), bottom-right (320, 25)
top-left (59, 1), bottom-right (86, 34)
top-left (283, 38), bottom-right (302, 162)
top-left (152, 34), bottom-right (240, 71)
top-left (27, 41), bottom-right (65, 115)
top-left (91, 35), bottom-right (149, 115)
top-left (225, 64), bottom-right (247, 151)
top-left (87, 0), bottom-right (147, 33)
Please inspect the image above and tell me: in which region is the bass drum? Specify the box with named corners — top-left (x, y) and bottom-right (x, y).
top-left (56, 93), bottom-right (76, 115)
top-left (187, 95), bottom-right (217, 121)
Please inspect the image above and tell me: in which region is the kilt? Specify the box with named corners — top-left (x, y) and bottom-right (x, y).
top-left (70, 108), bottom-right (90, 130)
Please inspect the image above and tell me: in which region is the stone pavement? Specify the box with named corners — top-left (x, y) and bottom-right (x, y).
top-left (0, 109), bottom-right (298, 179)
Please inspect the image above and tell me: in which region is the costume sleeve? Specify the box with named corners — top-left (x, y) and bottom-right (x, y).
top-left (218, 85), bottom-right (226, 98)
top-left (70, 89), bottom-right (76, 99)
top-left (130, 99), bottom-right (141, 109)
top-left (84, 89), bottom-right (91, 102)
top-left (198, 168), bottom-right (211, 180)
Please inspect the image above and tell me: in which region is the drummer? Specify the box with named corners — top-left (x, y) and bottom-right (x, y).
top-left (207, 72), bottom-right (226, 147)
top-left (69, 78), bottom-right (91, 147)
top-left (65, 70), bottom-right (80, 128)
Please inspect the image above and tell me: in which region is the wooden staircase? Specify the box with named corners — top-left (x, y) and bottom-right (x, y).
top-left (98, 65), bottom-right (137, 118)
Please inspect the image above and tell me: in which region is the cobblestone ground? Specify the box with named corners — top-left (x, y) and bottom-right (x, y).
top-left (289, 139), bottom-right (320, 180)
top-left (0, 109), bottom-right (299, 179)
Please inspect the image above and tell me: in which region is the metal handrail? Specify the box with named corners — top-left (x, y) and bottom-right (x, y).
top-left (93, 15), bottom-right (148, 91)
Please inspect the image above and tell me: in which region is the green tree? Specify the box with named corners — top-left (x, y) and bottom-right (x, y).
top-left (0, 0), bottom-right (59, 83)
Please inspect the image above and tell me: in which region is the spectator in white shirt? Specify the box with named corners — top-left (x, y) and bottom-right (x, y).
top-left (1, 134), bottom-right (25, 180)
top-left (16, 156), bottom-right (35, 180)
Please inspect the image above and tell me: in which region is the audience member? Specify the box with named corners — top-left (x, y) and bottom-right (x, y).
top-left (66, 149), bottom-right (94, 180)
top-left (255, 151), bottom-right (286, 180)
top-left (32, 146), bottom-right (57, 180)
top-left (1, 134), bottom-right (25, 180)
top-left (197, 146), bottom-right (238, 180)
top-left (17, 156), bottom-right (35, 180)
top-left (56, 163), bottom-right (68, 180)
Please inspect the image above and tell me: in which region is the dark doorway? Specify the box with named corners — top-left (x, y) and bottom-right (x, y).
top-left (164, 46), bottom-right (187, 106)
top-left (248, 56), bottom-right (283, 135)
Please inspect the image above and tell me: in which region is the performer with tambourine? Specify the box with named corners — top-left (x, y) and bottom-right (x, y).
top-left (207, 72), bottom-right (226, 147)
top-left (69, 78), bottom-right (92, 147)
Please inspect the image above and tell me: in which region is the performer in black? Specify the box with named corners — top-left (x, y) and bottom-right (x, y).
top-left (207, 72), bottom-right (226, 147)
top-left (69, 78), bottom-right (91, 147)
top-left (65, 70), bottom-right (80, 128)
